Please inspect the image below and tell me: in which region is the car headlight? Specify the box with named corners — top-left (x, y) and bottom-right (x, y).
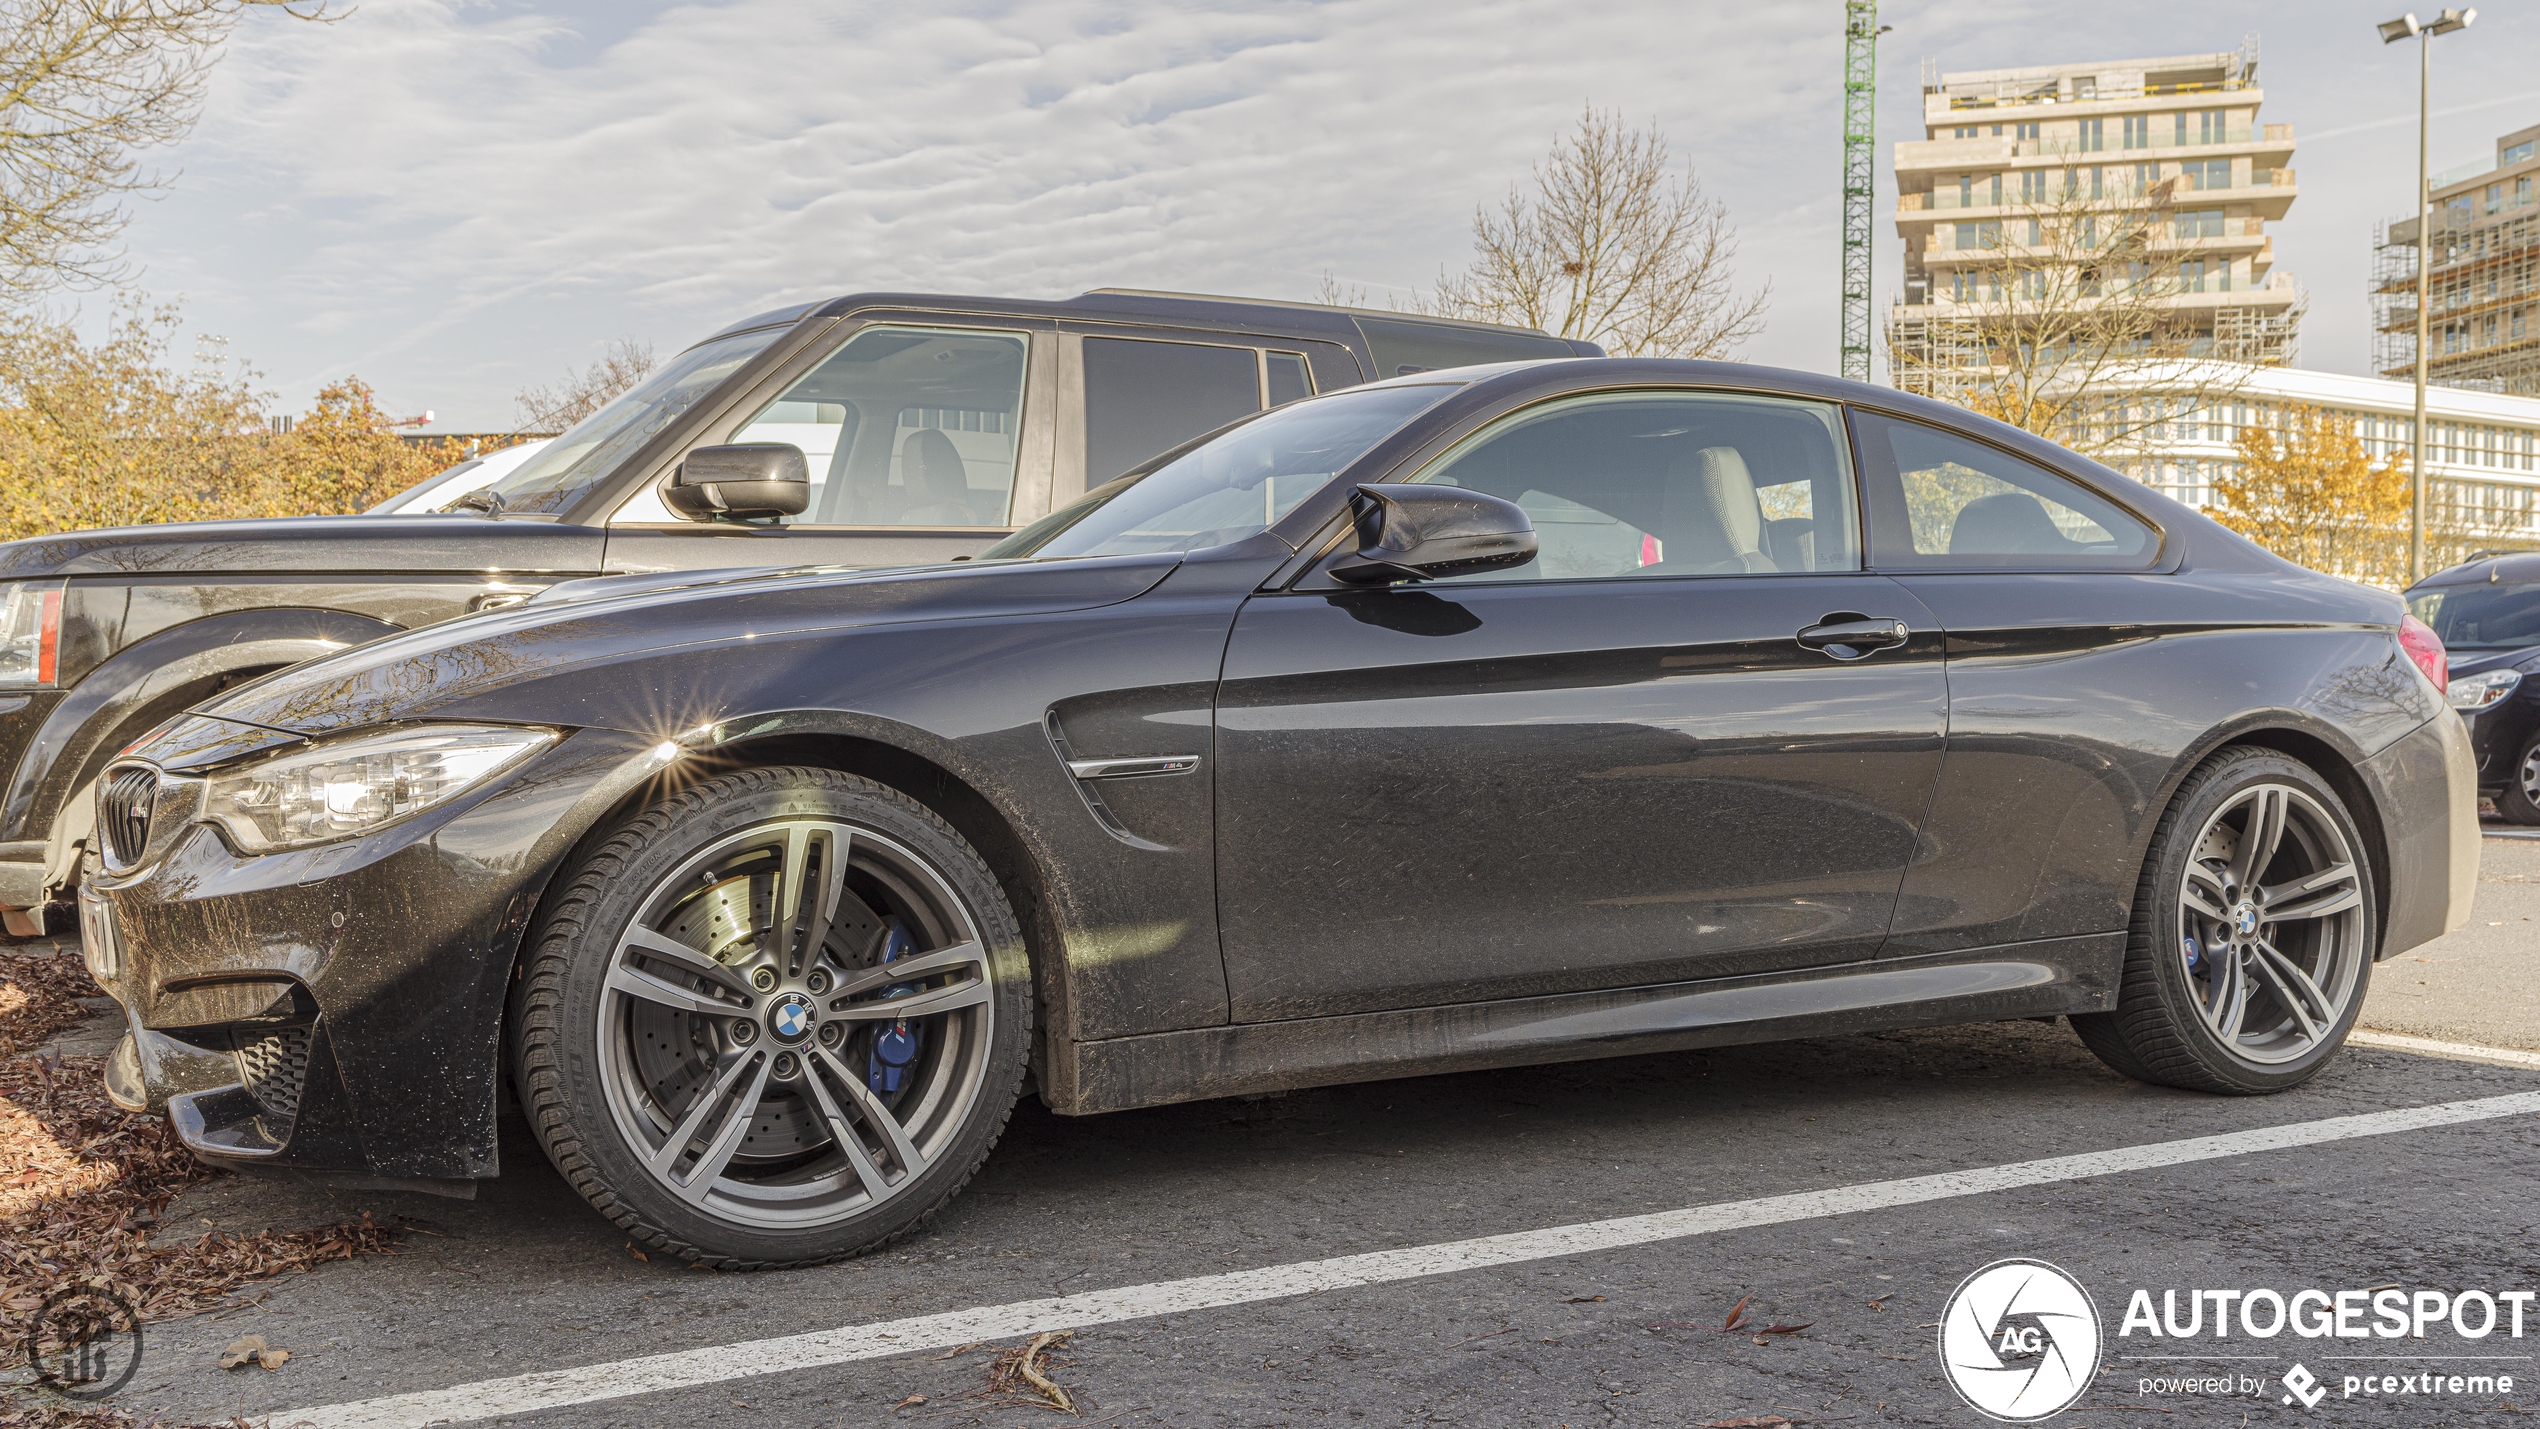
top-left (198, 724), bottom-right (556, 853)
top-left (0, 580), bottom-right (65, 690)
top-left (2446, 668), bottom-right (2523, 710)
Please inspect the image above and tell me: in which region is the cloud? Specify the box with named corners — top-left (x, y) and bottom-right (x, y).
top-left (135, 0), bottom-right (1824, 423)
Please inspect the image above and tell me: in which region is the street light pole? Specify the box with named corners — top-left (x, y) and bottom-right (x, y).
top-left (2380, 8), bottom-right (2476, 585)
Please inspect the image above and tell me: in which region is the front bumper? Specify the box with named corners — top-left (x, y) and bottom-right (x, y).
top-left (81, 722), bottom-right (660, 1180)
top-left (2362, 709), bottom-right (2481, 960)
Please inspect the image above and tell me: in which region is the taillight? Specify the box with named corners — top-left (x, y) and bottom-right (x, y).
top-left (2400, 613), bottom-right (2447, 690)
top-left (0, 580), bottom-right (63, 689)
top-left (36, 587), bottom-right (60, 686)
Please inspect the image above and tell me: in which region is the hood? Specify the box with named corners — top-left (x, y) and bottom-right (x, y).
top-left (2443, 642), bottom-right (2540, 680)
top-left (191, 553), bottom-right (1182, 736)
top-left (0, 514), bottom-right (605, 579)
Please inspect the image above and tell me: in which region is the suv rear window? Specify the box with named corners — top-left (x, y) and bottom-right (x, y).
top-left (1353, 316), bottom-right (1572, 378)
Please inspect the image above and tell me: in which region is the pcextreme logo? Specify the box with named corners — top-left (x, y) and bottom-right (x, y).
top-left (1938, 1259), bottom-right (2103, 1423)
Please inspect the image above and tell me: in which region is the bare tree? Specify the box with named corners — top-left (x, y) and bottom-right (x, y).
top-left (1, 0), bottom-right (331, 302)
top-left (513, 336), bottom-right (657, 433)
top-left (1422, 106), bottom-right (1767, 358)
top-left (1886, 162), bottom-right (2297, 460)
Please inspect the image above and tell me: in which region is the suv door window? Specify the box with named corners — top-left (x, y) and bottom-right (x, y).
top-left (1082, 337), bottom-right (1262, 484)
top-left (1355, 316), bottom-right (1573, 376)
top-left (1852, 411), bottom-right (2158, 570)
top-left (619, 325), bottom-right (1028, 527)
top-left (1408, 390), bottom-right (1861, 581)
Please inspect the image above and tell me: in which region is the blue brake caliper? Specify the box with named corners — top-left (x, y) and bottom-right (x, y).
top-left (868, 919), bottom-right (925, 1095)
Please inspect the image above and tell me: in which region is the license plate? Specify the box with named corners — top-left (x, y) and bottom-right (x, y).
top-left (78, 888), bottom-right (120, 983)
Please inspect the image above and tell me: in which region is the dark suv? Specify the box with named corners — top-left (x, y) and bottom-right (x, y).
top-left (2407, 550), bottom-right (2540, 821)
top-left (0, 290), bottom-right (1592, 929)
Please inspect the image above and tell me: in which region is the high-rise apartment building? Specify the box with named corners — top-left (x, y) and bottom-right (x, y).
top-left (2374, 123), bottom-right (2540, 396)
top-left (1888, 43), bottom-right (2302, 393)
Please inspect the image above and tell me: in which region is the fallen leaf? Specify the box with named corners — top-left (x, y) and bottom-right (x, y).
top-left (1562, 1295), bottom-right (1606, 1304)
top-left (932, 1340), bottom-right (993, 1360)
top-left (1722, 1294), bottom-right (1753, 1331)
top-left (1754, 1322), bottom-right (1814, 1336)
top-left (1704, 1418), bottom-right (1795, 1428)
top-left (893, 1394), bottom-right (927, 1410)
top-left (257, 1347), bottom-right (291, 1370)
top-left (219, 1335), bottom-right (268, 1370)
top-left (627, 1243), bottom-right (648, 1263)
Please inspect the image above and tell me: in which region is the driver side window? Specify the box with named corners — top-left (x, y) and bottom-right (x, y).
top-left (616, 325), bottom-right (1029, 527)
top-left (1407, 389), bottom-right (1862, 581)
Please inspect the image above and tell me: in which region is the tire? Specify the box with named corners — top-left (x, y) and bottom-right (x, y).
top-left (2494, 733), bottom-right (2540, 826)
top-left (2071, 747), bottom-right (2376, 1095)
top-left (510, 766), bottom-right (1031, 1269)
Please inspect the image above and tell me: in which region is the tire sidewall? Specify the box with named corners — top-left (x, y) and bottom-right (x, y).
top-left (2498, 732), bottom-right (2540, 826)
top-left (517, 767), bottom-right (1030, 1266)
top-left (2139, 752), bottom-right (2376, 1092)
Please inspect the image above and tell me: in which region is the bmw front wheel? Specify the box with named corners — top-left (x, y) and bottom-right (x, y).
top-left (2072, 747), bottom-right (2375, 1095)
top-left (511, 767), bottom-right (1031, 1268)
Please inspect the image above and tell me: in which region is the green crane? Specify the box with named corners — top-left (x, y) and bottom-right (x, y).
top-left (1839, 2), bottom-right (1886, 383)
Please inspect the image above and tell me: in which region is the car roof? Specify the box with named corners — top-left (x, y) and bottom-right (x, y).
top-left (699, 290), bottom-right (1587, 351)
top-left (2416, 551), bottom-right (2540, 588)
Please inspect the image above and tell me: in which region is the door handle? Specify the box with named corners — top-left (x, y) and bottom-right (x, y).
top-left (1796, 615), bottom-right (1910, 661)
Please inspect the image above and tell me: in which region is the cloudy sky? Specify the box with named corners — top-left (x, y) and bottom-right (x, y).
top-left (95, 0), bottom-right (2540, 430)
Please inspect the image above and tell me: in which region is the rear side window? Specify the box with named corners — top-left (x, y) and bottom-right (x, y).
top-left (1083, 338), bottom-right (1262, 484)
top-left (1354, 316), bottom-right (1573, 378)
top-left (1852, 411), bottom-right (2157, 570)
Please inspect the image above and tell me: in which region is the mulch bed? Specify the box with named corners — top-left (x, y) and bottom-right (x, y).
top-left (0, 945), bottom-right (399, 1424)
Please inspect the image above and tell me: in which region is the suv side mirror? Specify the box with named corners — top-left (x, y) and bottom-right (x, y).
top-left (1327, 483), bottom-right (1537, 585)
top-left (664, 444), bottom-right (811, 522)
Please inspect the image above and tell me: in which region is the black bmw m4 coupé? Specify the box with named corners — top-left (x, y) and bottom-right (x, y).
top-left (80, 359), bottom-right (2478, 1267)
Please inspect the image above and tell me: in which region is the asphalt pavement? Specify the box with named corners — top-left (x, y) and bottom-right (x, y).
top-left (19, 830), bottom-right (2540, 1428)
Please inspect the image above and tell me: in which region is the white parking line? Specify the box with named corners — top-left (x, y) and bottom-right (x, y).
top-left (268, 1088), bottom-right (2540, 1429)
top-left (2352, 1028), bottom-right (2540, 1070)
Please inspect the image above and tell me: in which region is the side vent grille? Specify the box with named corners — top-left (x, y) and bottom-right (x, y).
top-left (99, 766), bottom-right (158, 870)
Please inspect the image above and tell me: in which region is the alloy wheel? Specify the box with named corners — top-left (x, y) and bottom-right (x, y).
top-left (2175, 783), bottom-right (2368, 1066)
top-left (592, 816), bottom-right (994, 1230)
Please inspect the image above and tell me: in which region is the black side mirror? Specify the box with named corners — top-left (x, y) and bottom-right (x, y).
top-left (1327, 484), bottom-right (1537, 585)
top-left (663, 444), bottom-right (811, 522)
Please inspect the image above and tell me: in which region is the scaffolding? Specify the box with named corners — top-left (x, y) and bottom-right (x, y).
top-left (2373, 204), bottom-right (2540, 396)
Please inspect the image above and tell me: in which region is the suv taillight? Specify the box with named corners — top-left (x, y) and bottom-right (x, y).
top-left (2400, 613), bottom-right (2447, 690)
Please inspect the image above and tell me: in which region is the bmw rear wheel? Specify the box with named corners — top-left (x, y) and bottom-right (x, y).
top-left (2072, 748), bottom-right (2375, 1095)
top-left (511, 767), bottom-right (1030, 1268)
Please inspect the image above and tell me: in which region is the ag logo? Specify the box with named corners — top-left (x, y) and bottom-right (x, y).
top-left (1938, 1258), bottom-right (2102, 1423)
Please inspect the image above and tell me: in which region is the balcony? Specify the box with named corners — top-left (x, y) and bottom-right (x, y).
top-left (1910, 178), bottom-right (2294, 214)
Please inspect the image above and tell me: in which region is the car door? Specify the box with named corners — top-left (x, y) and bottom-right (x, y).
top-left (603, 317), bottom-right (1058, 573)
top-left (1212, 387), bottom-right (1951, 1023)
top-left (1846, 408), bottom-right (2180, 957)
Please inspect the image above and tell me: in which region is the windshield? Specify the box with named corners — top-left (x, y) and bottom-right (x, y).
top-left (2409, 581), bottom-right (2540, 651)
top-left (984, 383), bottom-right (1455, 560)
top-left (481, 327), bottom-right (786, 514)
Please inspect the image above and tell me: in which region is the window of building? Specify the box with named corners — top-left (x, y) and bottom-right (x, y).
top-left (2137, 162), bottom-right (2161, 193)
top-left (2180, 259), bottom-right (2209, 293)
top-left (2088, 166), bottom-right (2105, 199)
top-left (2174, 112), bottom-right (2189, 146)
top-left (1958, 173), bottom-right (1973, 206)
top-left (2123, 114), bottom-right (2149, 149)
top-left (2020, 169), bottom-right (2047, 201)
top-left (2490, 183), bottom-right (2506, 215)
top-left (1989, 172), bottom-right (2004, 205)
top-left (2175, 208), bottom-right (2225, 239)
top-left (2188, 158), bottom-right (2229, 190)
top-left (1954, 220), bottom-right (2001, 250)
top-left (1992, 124), bottom-right (2006, 136)
top-left (2078, 118), bottom-right (2104, 152)
top-left (2026, 218), bottom-right (2043, 245)
top-left (2196, 109), bottom-right (2229, 144)
top-left (2509, 140), bottom-right (2536, 165)
top-left (2015, 121), bottom-right (2040, 141)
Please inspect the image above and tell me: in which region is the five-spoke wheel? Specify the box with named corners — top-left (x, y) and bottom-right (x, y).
top-left (2074, 747), bottom-right (2376, 1094)
top-left (513, 767), bottom-right (1029, 1267)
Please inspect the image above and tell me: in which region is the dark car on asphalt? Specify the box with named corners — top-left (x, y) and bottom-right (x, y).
top-left (80, 358), bottom-right (2478, 1267)
top-left (2406, 551), bottom-right (2540, 822)
top-left (0, 290), bottom-right (1590, 935)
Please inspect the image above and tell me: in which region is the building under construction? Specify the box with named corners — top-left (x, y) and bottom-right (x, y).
top-left (2374, 123), bottom-right (2540, 397)
top-left (1888, 40), bottom-right (2303, 403)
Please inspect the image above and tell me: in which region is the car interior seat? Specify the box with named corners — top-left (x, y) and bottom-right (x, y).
top-left (1948, 490), bottom-right (2075, 557)
top-left (895, 428), bottom-right (976, 526)
top-left (1650, 446), bottom-right (1778, 574)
